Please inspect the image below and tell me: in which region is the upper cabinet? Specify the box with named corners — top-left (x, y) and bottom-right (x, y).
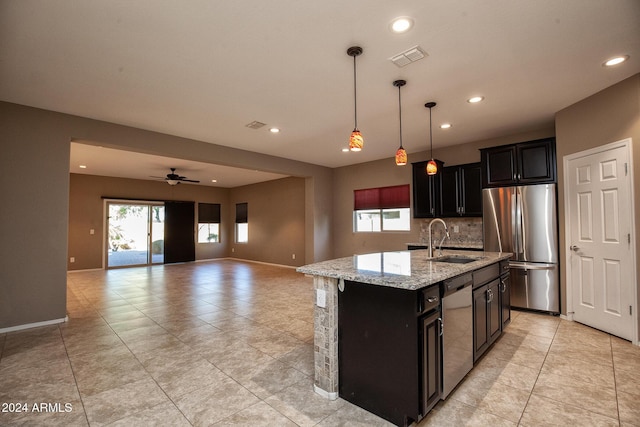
top-left (480, 138), bottom-right (556, 187)
top-left (440, 163), bottom-right (482, 217)
top-left (412, 160), bottom-right (443, 218)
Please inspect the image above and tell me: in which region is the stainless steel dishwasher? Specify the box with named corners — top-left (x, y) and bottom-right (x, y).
top-left (441, 273), bottom-right (473, 399)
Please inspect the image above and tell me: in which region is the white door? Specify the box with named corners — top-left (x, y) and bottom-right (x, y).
top-left (566, 140), bottom-right (635, 341)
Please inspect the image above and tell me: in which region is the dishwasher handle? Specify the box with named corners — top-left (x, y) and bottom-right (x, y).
top-left (442, 273), bottom-right (473, 296)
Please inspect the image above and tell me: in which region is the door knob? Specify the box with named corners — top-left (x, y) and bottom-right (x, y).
top-left (570, 245), bottom-right (579, 252)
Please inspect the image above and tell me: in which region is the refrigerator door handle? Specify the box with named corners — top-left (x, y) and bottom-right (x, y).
top-left (509, 261), bottom-right (556, 270)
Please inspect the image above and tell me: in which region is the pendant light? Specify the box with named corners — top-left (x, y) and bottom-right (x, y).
top-left (347, 46), bottom-right (364, 151)
top-left (425, 101), bottom-right (438, 175)
top-left (393, 79), bottom-right (407, 165)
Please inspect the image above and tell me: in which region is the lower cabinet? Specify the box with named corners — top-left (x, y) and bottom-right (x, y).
top-left (472, 262), bottom-right (510, 362)
top-left (500, 262), bottom-right (511, 329)
top-left (421, 310), bottom-right (442, 415)
top-left (338, 280), bottom-right (440, 426)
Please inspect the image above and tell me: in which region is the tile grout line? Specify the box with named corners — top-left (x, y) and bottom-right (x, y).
top-left (0, 332), bottom-right (6, 362)
top-left (57, 324), bottom-right (91, 427)
top-left (514, 312), bottom-right (560, 426)
top-left (609, 335), bottom-right (621, 425)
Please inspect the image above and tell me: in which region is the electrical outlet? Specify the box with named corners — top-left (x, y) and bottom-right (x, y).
top-left (90, 229), bottom-right (95, 235)
top-left (292, 254), bottom-right (296, 260)
top-left (70, 257), bottom-right (75, 263)
top-left (231, 248), bottom-right (235, 253)
top-left (316, 289), bottom-right (326, 308)
top-left (453, 225), bottom-right (459, 233)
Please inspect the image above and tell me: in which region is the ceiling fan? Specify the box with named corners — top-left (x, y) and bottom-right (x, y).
top-left (151, 168), bottom-right (200, 185)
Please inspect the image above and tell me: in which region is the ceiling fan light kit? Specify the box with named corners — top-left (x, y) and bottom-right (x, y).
top-left (156, 168), bottom-right (200, 185)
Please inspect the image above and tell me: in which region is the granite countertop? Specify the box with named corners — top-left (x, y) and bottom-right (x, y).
top-left (296, 249), bottom-right (512, 291)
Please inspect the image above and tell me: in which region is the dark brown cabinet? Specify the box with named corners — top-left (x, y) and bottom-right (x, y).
top-left (472, 263), bottom-right (505, 362)
top-left (473, 279), bottom-right (501, 362)
top-left (421, 310), bottom-right (442, 415)
top-left (480, 138), bottom-right (556, 187)
top-left (412, 160), bottom-right (443, 218)
top-left (499, 261), bottom-right (511, 329)
top-left (440, 163), bottom-right (482, 217)
top-left (338, 280), bottom-right (441, 426)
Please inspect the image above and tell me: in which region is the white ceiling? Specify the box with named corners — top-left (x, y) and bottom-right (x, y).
top-left (69, 142), bottom-right (288, 188)
top-left (2, 1), bottom-right (640, 186)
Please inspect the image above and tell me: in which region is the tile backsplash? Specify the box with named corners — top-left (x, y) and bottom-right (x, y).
top-left (419, 217), bottom-right (483, 247)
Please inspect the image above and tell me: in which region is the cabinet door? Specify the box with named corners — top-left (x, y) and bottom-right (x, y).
top-left (487, 279), bottom-right (501, 345)
top-left (421, 310), bottom-right (442, 415)
top-left (517, 138), bottom-right (556, 184)
top-left (412, 161), bottom-right (441, 218)
top-left (481, 145), bottom-right (517, 187)
top-left (460, 163), bottom-right (482, 216)
top-left (500, 273), bottom-right (511, 329)
top-left (473, 285), bottom-right (489, 362)
top-left (439, 167), bottom-right (460, 217)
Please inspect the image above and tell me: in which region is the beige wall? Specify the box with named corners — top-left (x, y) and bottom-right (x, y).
top-left (0, 101), bottom-right (332, 330)
top-left (229, 177), bottom-right (306, 266)
top-left (555, 74), bottom-right (640, 324)
top-left (331, 128), bottom-right (555, 258)
top-left (68, 173), bottom-right (231, 270)
top-left (1, 103), bottom-right (70, 329)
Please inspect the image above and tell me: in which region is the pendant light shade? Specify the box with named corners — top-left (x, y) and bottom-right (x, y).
top-left (426, 159), bottom-right (438, 175)
top-left (350, 129), bottom-right (363, 151)
top-left (396, 147), bottom-right (408, 166)
top-left (425, 102), bottom-right (438, 175)
top-left (393, 79), bottom-right (407, 166)
top-left (347, 46), bottom-right (364, 151)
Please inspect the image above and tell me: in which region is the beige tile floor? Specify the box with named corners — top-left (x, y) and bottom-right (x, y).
top-left (0, 259), bottom-right (638, 426)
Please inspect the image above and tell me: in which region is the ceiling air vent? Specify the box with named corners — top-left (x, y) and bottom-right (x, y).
top-left (390, 46), bottom-right (427, 68)
top-left (245, 121), bottom-right (266, 129)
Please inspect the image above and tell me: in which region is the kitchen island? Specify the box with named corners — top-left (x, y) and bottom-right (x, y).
top-left (297, 249), bottom-right (512, 426)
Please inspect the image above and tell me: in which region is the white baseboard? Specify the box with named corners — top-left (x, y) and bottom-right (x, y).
top-left (67, 268), bottom-right (103, 273)
top-left (0, 316), bottom-right (68, 334)
top-left (226, 257), bottom-right (298, 270)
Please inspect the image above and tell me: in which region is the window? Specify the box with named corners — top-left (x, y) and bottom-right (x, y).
top-left (235, 202), bottom-right (248, 243)
top-left (354, 185), bottom-right (410, 232)
top-left (197, 203), bottom-right (221, 243)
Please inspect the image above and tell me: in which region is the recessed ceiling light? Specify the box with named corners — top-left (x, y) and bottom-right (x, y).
top-left (440, 123), bottom-right (452, 129)
top-left (390, 17), bottom-right (414, 33)
top-left (269, 127), bottom-right (280, 133)
top-left (342, 148), bottom-right (349, 152)
top-left (211, 179), bottom-right (217, 183)
top-left (603, 55), bottom-right (629, 67)
top-left (79, 165), bottom-right (87, 169)
top-left (467, 96), bottom-right (484, 103)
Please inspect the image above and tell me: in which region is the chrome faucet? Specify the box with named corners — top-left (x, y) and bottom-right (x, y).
top-left (427, 218), bottom-right (450, 258)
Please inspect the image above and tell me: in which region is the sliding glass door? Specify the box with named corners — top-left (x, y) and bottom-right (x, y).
top-left (106, 201), bottom-right (165, 268)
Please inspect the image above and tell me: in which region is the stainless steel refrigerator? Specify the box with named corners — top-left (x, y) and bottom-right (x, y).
top-left (482, 184), bottom-right (559, 313)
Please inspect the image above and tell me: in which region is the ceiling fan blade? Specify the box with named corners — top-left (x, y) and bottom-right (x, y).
top-left (180, 179), bottom-right (200, 183)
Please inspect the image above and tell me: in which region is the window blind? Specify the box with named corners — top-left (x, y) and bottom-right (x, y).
top-left (198, 203), bottom-right (221, 223)
top-left (235, 202), bottom-right (248, 223)
top-left (354, 184), bottom-right (410, 210)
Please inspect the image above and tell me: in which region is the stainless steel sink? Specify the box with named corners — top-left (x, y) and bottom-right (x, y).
top-left (433, 255), bottom-right (478, 264)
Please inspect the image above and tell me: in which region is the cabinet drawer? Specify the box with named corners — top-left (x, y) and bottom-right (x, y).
top-left (499, 260), bottom-right (510, 276)
top-left (473, 263), bottom-right (499, 288)
top-left (419, 285), bottom-right (440, 315)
